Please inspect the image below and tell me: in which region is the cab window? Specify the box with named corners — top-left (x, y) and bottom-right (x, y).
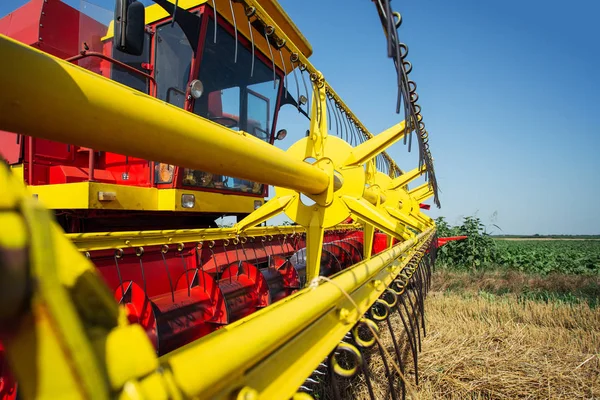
top-left (185, 17), bottom-right (282, 194)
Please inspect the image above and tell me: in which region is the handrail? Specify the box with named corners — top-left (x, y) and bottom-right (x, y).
top-left (66, 50), bottom-right (156, 86)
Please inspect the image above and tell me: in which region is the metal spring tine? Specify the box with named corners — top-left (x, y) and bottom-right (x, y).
top-left (264, 26), bottom-right (276, 89)
top-left (329, 355), bottom-right (343, 400)
top-left (246, 8), bottom-right (255, 77)
top-left (304, 377), bottom-right (319, 385)
top-left (397, 295), bottom-right (419, 385)
top-left (405, 282), bottom-right (421, 351)
top-left (329, 95), bottom-right (340, 138)
top-left (178, 246), bottom-right (191, 297)
top-left (312, 369), bottom-right (326, 376)
top-left (385, 311), bottom-right (406, 400)
top-left (348, 120), bottom-right (356, 143)
top-left (212, 0), bottom-right (217, 43)
top-left (171, 0), bottom-right (178, 27)
top-left (280, 234), bottom-right (287, 254)
top-left (136, 247), bottom-right (147, 295)
top-left (221, 240), bottom-right (231, 283)
top-left (247, 237), bottom-right (256, 262)
top-left (299, 66), bottom-right (310, 113)
top-left (160, 245), bottom-right (176, 302)
top-left (319, 362), bottom-right (328, 370)
top-left (114, 249), bottom-right (125, 301)
top-left (239, 237), bottom-right (248, 261)
top-left (352, 121), bottom-right (361, 145)
top-left (326, 94), bottom-right (332, 133)
top-left (196, 242), bottom-right (205, 293)
top-left (291, 55), bottom-right (300, 106)
top-left (209, 241), bottom-right (218, 277)
top-left (228, 0), bottom-right (238, 63)
top-left (360, 349), bottom-right (377, 400)
top-left (416, 266), bottom-right (427, 336)
top-left (233, 239), bottom-right (240, 276)
top-left (358, 127), bottom-right (365, 144)
top-left (278, 47), bottom-right (288, 99)
top-left (357, 124), bottom-right (364, 145)
top-left (343, 110), bottom-right (353, 146)
top-left (337, 105), bottom-right (347, 143)
top-left (349, 118), bottom-right (357, 145)
top-left (375, 331), bottom-right (399, 400)
top-left (299, 386), bottom-right (313, 393)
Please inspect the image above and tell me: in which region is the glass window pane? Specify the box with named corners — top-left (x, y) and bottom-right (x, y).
top-left (184, 18), bottom-right (281, 194)
top-left (155, 23), bottom-right (193, 108)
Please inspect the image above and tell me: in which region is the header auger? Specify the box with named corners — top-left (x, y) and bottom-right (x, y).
top-left (0, 0), bottom-right (445, 398)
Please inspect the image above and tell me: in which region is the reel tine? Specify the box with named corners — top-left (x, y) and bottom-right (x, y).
top-left (211, 0), bottom-right (217, 43)
top-left (398, 293), bottom-right (419, 385)
top-left (246, 7), bottom-right (256, 77)
top-left (114, 249), bottom-right (125, 301)
top-left (136, 246), bottom-right (147, 295)
top-left (278, 46), bottom-right (288, 99)
top-left (264, 26), bottom-right (277, 89)
top-left (160, 245), bottom-right (176, 302)
top-left (178, 244), bottom-right (191, 297)
top-left (228, 0), bottom-right (238, 63)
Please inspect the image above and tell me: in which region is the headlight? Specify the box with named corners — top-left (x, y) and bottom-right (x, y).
top-left (181, 194), bottom-right (195, 208)
top-left (189, 79), bottom-right (204, 99)
top-left (156, 163), bottom-right (174, 184)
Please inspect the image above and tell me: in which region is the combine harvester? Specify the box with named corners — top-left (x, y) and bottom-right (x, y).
top-left (0, 0), bottom-right (458, 398)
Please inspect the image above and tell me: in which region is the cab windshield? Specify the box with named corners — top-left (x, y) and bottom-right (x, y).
top-left (183, 17), bottom-right (281, 194)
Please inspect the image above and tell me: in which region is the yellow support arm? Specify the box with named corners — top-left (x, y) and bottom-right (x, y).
top-left (389, 165), bottom-right (427, 190)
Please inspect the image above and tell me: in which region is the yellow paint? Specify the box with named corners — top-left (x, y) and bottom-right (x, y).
top-left (27, 181), bottom-right (261, 214)
top-left (67, 224), bottom-right (360, 253)
top-left (102, 0), bottom-right (312, 74)
top-left (9, 163), bottom-right (23, 183)
top-left (0, 35), bottom-right (329, 195)
top-left (157, 189), bottom-right (261, 213)
top-left (389, 164), bottom-right (427, 190)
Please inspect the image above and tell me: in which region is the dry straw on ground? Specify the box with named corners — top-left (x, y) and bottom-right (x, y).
top-left (347, 289), bottom-right (599, 399)
top-left (415, 292), bottom-right (600, 399)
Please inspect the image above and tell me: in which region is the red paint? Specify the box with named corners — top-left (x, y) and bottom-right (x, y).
top-left (436, 236), bottom-right (467, 248)
top-left (219, 262), bottom-right (270, 321)
top-left (0, 342), bottom-right (17, 400)
top-left (372, 233), bottom-right (389, 255)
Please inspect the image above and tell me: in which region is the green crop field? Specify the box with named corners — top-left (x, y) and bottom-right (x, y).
top-left (493, 239), bottom-right (600, 274)
top-left (435, 216), bottom-right (600, 275)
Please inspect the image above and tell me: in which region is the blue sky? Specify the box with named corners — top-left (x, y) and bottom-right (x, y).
top-left (1, 0), bottom-right (599, 234)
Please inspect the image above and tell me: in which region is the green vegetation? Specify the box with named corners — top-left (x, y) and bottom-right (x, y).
top-left (435, 216), bottom-right (600, 275)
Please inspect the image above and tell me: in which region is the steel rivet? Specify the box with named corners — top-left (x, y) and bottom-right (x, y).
top-left (338, 308), bottom-right (352, 324)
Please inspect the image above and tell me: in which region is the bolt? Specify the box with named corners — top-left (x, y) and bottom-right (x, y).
top-left (338, 308), bottom-right (352, 324)
top-left (237, 387), bottom-right (259, 400)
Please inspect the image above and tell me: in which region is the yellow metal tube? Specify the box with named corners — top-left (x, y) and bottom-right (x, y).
top-left (345, 121), bottom-right (407, 167)
top-left (408, 182), bottom-right (430, 199)
top-left (389, 165), bottom-right (427, 190)
top-left (0, 35), bottom-right (330, 196)
top-left (363, 186), bottom-right (387, 205)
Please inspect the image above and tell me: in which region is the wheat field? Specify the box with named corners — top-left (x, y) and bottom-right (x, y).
top-left (345, 277), bottom-right (600, 399)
